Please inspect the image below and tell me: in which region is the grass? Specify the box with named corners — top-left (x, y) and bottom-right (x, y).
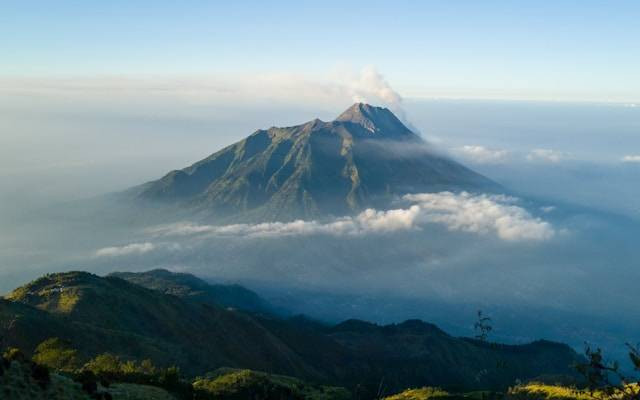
top-left (506, 383), bottom-right (640, 400)
top-left (107, 383), bottom-right (177, 400)
top-left (384, 387), bottom-right (451, 399)
top-left (0, 359), bottom-right (90, 400)
top-left (192, 368), bottom-right (351, 400)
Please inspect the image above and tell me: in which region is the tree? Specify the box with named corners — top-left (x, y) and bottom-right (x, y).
top-left (139, 359), bottom-right (157, 375)
top-left (575, 343), bottom-right (640, 400)
top-left (474, 310), bottom-right (492, 342)
top-left (83, 353), bottom-right (122, 378)
top-left (3, 347), bottom-right (24, 362)
top-left (33, 337), bottom-right (79, 372)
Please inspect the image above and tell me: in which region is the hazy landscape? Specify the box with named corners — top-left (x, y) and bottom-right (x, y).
top-left (2, 2), bottom-right (640, 399)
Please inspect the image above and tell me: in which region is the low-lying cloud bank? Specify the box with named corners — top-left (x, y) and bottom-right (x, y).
top-left (453, 145), bottom-right (510, 164)
top-left (526, 148), bottom-right (570, 163)
top-left (621, 155), bottom-right (640, 163)
top-left (140, 192), bottom-right (554, 245)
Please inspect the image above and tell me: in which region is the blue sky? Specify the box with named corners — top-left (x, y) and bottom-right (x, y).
top-left (1, 0), bottom-right (639, 210)
top-left (2, 0), bottom-right (639, 101)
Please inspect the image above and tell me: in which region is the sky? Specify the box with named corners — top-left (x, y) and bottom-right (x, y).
top-left (2, 1), bottom-right (640, 360)
top-left (2, 0), bottom-right (640, 102)
top-left (1, 0), bottom-right (639, 215)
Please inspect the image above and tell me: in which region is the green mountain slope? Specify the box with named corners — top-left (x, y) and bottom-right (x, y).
top-left (327, 319), bottom-right (581, 393)
top-left (131, 103), bottom-right (495, 221)
top-left (193, 368), bottom-right (351, 400)
top-left (109, 269), bottom-right (276, 315)
top-left (3, 272), bottom-right (322, 379)
top-left (2, 271), bottom-right (580, 396)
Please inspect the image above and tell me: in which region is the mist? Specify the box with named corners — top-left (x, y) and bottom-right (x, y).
top-left (2, 74), bottom-right (640, 366)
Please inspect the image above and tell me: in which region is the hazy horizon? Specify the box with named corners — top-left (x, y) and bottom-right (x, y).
top-left (2, 1), bottom-right (640, 386)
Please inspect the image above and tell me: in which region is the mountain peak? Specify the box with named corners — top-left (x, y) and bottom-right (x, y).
top-left (335, 103), bottom-right (413, 136)
top-left (132, 103), bottom-right (495, 220)
top-left (336, 102), bottom-right (391, 123)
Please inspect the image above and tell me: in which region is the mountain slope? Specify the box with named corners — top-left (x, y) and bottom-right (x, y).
top-left (109, 269), bottom-right (276, 315)
top-left (327, 319), bottom-right (581, 392)
top-left (1, 271), bottom-right (580, 395)
top-left (131, 103), bottom-right (495, 221)
top-left (3, 272), bottom-right (323, 378)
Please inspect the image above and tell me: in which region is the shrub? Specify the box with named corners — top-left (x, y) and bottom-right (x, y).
top-left (3, 347), bottom-right (24, 362)
top-left (30, 362), bottom-right (51, 389)
top-left (33, 337), bottom-right (79, 371)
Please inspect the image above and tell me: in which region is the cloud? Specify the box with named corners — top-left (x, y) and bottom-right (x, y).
top-left (1, 66), bottom-right (419, 135)
top-left (404, 192), bottom-right (555, 241)
top-left (526, 149), bottom-right (569, 163)
top-left (146, 206), bottom-right (423, 239)
top-left (621, 155), bottom-right (640, 163)
top-left (95, 242), bottom-right (155, 257)
top-left (453, 145), bottom-right (510, 164)
top-left (0, 67), bottom-right (405, 115)
top-left (148, 192), bottom-right (554, 242)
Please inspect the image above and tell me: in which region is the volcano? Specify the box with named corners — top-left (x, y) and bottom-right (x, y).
top-left (132, 103), bottom-right (496, 221)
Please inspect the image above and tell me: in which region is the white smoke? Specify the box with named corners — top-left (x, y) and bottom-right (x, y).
top-left (349, 66), bottom-right (402, 106)
top-left (345, 66), bottom-right (410, 124)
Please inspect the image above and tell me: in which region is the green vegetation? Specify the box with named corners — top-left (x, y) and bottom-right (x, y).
top-left (0, 350), bottom-right (180, 399)
top-left (505, 383), bottom-right (639, 400)
top-left (109, 269), bottom-right (274, 314)
top-left (384, 387), bottom-right (451, 399)
top-left (384, 387), bottom-right (505, 400)
top-left (33, 337), bottom-right (79, 372)
top-left (81, 352), bottom-right (190, 397)
top-left (108, 383), bottom-right (177, 400)
top-left (0, 357), bottom-right (90, 400)
top-left (0, 348), bottom-right (349, 400)
top-left (0, 270), bottom-right (585, 397)
top-left (192, 368), bottom-right (351, 400)
top-left (507, 384), bottom-right (593, 400)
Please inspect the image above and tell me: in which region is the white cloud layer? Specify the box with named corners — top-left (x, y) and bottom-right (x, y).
top-left (95, 242), bottom-right (155, 257)
top-left (0, 66), bottom-right (405, 114)
top-left (453, 145), bottom-right (510, 164)
top-left (621, 155), bottom-right (640, 163)
top-left (526, 148), bottom-right (569, 163)
top-left (147, 192), bottom-right (554, 242)
top-left (404, 192), bottom-right (555, 241)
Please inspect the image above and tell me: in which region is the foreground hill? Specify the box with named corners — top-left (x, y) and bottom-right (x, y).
top-left (3, 272), bottom-right (320, 378)
top-left (130, 103), bottom-right (495, 221)
top-left (1, 270), bottom-right (581, 396)
top-left (109, 269), bottom-right (276, 315)
top-left (327, 319), bottom-right (581, 392)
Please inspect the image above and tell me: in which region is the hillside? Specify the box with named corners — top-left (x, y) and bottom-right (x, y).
top-left (3, 272), bottom-right (322, 379)
top-left (130, 103), bottom-right (495, 221)
top-left (1, 271), bottom-right (581, 396)
top-left (109, 269), bottom-right (276, 315)
top-left (0, 352), bottom-right (178, 400)
top-left (326, 319), bottom-right (582, 393)
top-left (193, 368), bottom-right (351, 400)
